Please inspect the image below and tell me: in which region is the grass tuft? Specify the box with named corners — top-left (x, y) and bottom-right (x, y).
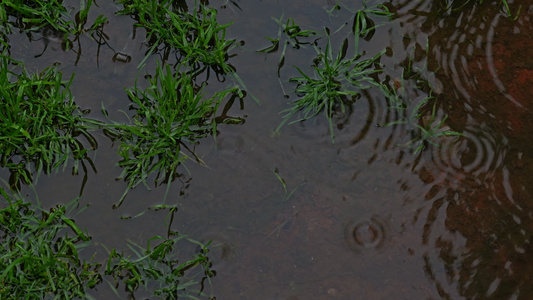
top-left (276, 33), bottom-right (384, 143)
top-left (0, 54), bottom-right (101, 188)
top-left (0, 0), bottom-right (107, 51)
top-left (105, 236), bottom-right (214, 299)
top-left (0, 186), bottom-right (214, 299)
top-left (274, 2), bottom-right (393, 143)
top-left (116, 0), bottom-right (259, 102)
top-left (117, 0), bottom-right (236, 73)
top-left (0, 187), bottom-right (101, 299)
top-left (103, 61), bottom-right (243, 206)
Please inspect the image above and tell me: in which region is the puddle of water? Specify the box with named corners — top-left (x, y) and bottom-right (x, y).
top-left (2, 0), bottom-right (533, 299)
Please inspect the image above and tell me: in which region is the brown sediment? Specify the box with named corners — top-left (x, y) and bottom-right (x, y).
top-left (463, 10), bottom-right (533, 142)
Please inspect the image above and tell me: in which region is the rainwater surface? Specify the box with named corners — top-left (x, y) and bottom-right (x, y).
top-left (2, 0), bottom-right (533, 299)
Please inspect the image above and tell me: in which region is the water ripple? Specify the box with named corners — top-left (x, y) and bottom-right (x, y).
top-left (344, 216), bottom-right (388, 253)
top-left (427, 123), bottom-right (508, 189)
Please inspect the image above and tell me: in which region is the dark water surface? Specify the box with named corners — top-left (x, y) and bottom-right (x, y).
top-left (3, 0), bottom-right (533, 299)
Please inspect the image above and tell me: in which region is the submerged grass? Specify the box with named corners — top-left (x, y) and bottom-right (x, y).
top-left (0, 54), bottom-right (101, 188)
top-left (0, 187), bottom-right (100, 299)
top-left (275, 3), bottom-right (393, 143)
top-left (329, 0), bottom-right (394, 49)
top-left (103, 62), bottom-right (243, 206)
top-left (278, 34), bottom-right (384, 143)
top-left (117, 0), bottom-right (236, 73)
top-left (0, 0), bottom-right (107, 51)
top-left (380, 81), bottom-right (462, 154)
top-left (257, 14), bottom-right (317, 77)
top-left (117, 0), bottom-right (259, 102)
top-left (440, 0), bottom-right (519, 18)
top-left (105, 236), bottom-right (214, 299)
top-left (0, 187), bottom-right (215, 299)
top-left (379, 41), bottom-right (463, 154)
top-left (0, 0), bottom-right (491, 298)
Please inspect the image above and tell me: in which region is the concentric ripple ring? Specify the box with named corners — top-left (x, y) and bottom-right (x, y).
top-left (344, 217), bottom-right (386, 253)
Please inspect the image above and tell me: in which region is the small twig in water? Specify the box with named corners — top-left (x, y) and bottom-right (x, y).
top-left (265, 207), bottom-right (302, 241)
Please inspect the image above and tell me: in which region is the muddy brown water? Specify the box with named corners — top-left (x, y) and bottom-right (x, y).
top-left (2, 0), bottom-right (533, 299)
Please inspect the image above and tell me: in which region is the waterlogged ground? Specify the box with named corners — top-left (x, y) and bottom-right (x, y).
top-left (3, 0), bottom-right (533, 298)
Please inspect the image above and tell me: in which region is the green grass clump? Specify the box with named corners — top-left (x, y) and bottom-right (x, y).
top-left (0, 187), bottom-right (214, 299)
top-left (0, 55), bottom-right (100, 188)
top-left (0, 0), bottom-right (107, 48)
top-left (274, 3), bottom-right (393, 143)
top-left (105, 236), bottom-right (214, 299)
top-left (1, 0), bottom-right (72, 34)
top-left (277, 34), bottom-right (384, 142)
top-left (103, 62), bottom-right (242, 206)
top-left (0, 188), bottom-right (101, 299)
top-left (117, 0), bottom-right (236, 72)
